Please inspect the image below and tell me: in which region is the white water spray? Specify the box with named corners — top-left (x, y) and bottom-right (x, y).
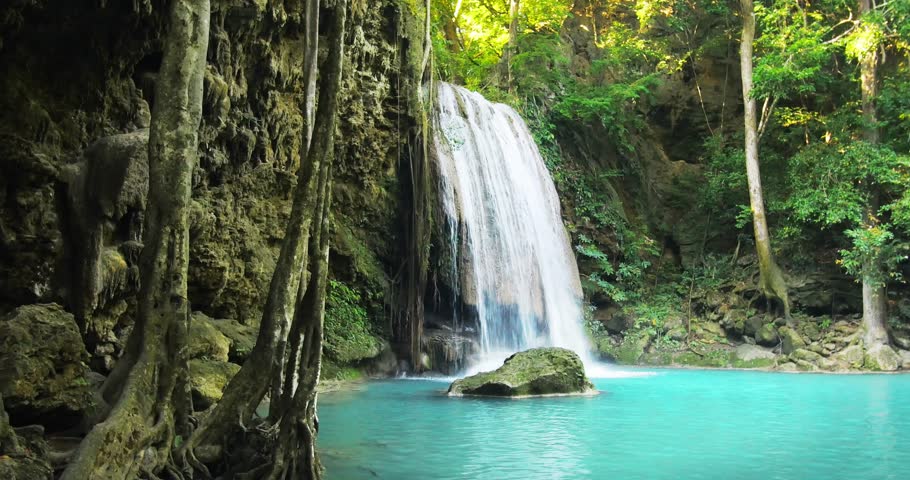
top-left (433, 82), bottom-right (602, 374)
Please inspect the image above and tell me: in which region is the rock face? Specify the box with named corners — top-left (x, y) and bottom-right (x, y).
top-left (422, 327), bottom-right (478, 375)
top-left (0, 304), bottom-right (93, 428)
top-left (448, 348), bottom-right (595, 397)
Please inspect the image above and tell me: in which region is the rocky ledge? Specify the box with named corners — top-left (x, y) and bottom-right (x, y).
top-left (447, 348), bottom-right (597, 398)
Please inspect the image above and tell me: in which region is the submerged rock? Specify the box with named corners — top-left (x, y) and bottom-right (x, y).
top-left (447, 348), bottom-right (596, 397)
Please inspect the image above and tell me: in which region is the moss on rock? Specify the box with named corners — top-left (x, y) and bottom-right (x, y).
top-left (0, 304), bottom-right (93, 427)
top-left (188, 359), bottom-right (241, 410)
top-left (188, 312), bottom-right (231, 362)
top-left (448, 348), bottom-right (595, 397)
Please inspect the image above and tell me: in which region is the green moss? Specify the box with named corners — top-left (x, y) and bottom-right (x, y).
top-left (333, 224), bottom-right (389, 291)
top-left (449, 348), bottom-right (595, 397)
top-left (670, 349), bottom-right (734, 368)
top-left (731, 357), bottom-right (775, 369)
top-left (320, 360), bottom-right (365, 381)
top-left (324, 280), bottom-right (381, 364)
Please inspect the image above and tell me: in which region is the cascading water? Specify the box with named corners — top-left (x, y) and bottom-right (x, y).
top-left (433, 82), bottom-right (594, 372)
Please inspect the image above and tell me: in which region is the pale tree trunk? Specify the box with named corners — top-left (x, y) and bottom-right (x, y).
top-left (505, 0), bottom-right (520, 90)
top-left (740, 0), bottom-right (790, 317)
top-left (405, 0), bottom-right (433, 372)
top-left (179, 0), bottom-right (346, 469)
top-left (270, 0), bottom-right (321, 421)
top-left (859, 0), bottom-right (889, 347)
top-left (62, 0), bottom-right (209, 477)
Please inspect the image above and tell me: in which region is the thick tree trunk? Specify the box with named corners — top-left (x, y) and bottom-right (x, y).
top-left (859, 0), bottom-right (888, 347)
top-left (739, 0), bottom-right (790, 317)
top-left (181, 0), bottom-right (346, 461)
top-left (62, 1), bottom-right (209, 477)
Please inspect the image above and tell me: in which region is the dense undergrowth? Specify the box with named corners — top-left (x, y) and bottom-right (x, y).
top-left (429, 0), bottom-right (910, 365)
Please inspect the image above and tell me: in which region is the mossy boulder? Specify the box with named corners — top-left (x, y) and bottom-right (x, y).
top-left (863, 344), bottom-right (901, 372)
top-left (447, 348), bottom-right (596, 397)
top-left (755, 324), bottom-right (778, 347)
top-left (188, 312), bottom-right (231, 362)
top-left (600, 332), bottom-right (651, 364)
top-left (0, 304), bottom-right (93, 427)
top-left (189, 359), bottom-right (241, 410)
top-left (734, 344), bottom-right (776, 362)
top-left (744, 316), bottom-right (765, 337)
top-left (208, 317), bottom-right (257, 363)
top-left (831, 344), bottom-right (864, 368)
top-left (778, 326), bottom-right (806, 355)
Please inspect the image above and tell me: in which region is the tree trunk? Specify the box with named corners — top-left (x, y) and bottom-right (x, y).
top-left (505, 0), bottom-right (521, 90)
top-left (270, 0), bottom-right (321, 422)
top-left (180, 0), bottom-right (346, 462)
top-left (403, 0), bottom-right (433, 372)
top-left (739, 0), bottom-right (790, 317)
top-left (859, 0), bottom-right (888, 347)
top-left (62, 1), bottom-right (209, 477)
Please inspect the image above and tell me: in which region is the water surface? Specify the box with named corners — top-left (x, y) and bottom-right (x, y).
top-left (318, 369), bottom-right (910, 479)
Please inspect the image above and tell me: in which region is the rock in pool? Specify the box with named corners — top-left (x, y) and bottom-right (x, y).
top-left (447, 347), bottom-right (596, 398)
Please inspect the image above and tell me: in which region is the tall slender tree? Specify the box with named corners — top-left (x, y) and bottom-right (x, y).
top-left (178, 2), bottom-right (348, 476)
top-left (858, 0), bottom-right (889, 348)
top-left (739, 0), bottom-right (791, 317)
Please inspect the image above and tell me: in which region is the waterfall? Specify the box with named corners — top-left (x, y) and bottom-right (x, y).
top-left (433, 82), bottom-right (592, 372)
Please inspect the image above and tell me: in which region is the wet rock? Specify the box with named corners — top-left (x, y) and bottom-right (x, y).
top-left (0, 304), bottom-right (92, 428)
top-left (189, 359), bottom-right (241, 410)
top-left (448, 348), bottom-right (595, 397)
top-left (863, 344), bottom-right (901, 372)
top-left (778, 326), bottom-right (807, 355)
top-left (422, 327), bottom-right (478, 375)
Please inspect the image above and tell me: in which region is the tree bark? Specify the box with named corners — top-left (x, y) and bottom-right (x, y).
top-left (181, 0), bottom-right (346, 461)
top-left (270, 0), bottom-right (321, 421)
top-left (505, 0), bottom-right (520, 90)
top-left (859, 0), bottom-right (888, 347)
top-left (62, 1), bottom-right (209, 477)
top-left (740, 0), bottom-right (790, 317)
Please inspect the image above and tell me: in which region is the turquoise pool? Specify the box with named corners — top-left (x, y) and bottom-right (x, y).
top-left (317, 369), bottom-right (910, 479)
